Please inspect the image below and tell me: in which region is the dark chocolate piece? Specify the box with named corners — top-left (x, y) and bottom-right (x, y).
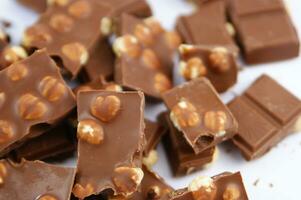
top-left (228, 75), bottom-right (301, 160)
top-left (228, 0), bottom-right (299, 64)
top-left (73, 91), bottom-right (145, 199)
top-left (162, 78), bottom-right (238, 154)
top-left (179, 44), bottom-right (238, 93)
top-left (18, 0), bottom-right (47, 13)
top-left (0, 159), bottom-right (76, 200)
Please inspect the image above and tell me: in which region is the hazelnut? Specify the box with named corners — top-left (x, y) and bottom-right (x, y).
top-left (204, 111), bottom-right (227, 132)
top-left (100, 17), bottom-right (113, 36)
top-left (170, 100), bottom-right (200, 130)
top-left (0, 92), bottom-right (5, 108)
top-left (112, 166), bottom-right (144, 196)
top-left (90, 95), bottom-right (121, 122)
top-left (113, 35), bottom-right (141, 58)
top-left (164, 31), bottom-right (181, 49)
top-left (73, 183), bottom-right (94, 199)
top-left (62, 42), bottom-right (89, 65)
top-left (178, 44), bottom-right (195, 54)
top-left (154, 73), bottom-right (172, 94)
top-left (134, 24), bottom-right (153, 46)
top-left (225, 23), bottom-right (236, 37)
top-left (142, 150), bottom-right (158, 169)
top-left (68, 0), bottom-right (91, 18)
top-left (49, 14), bottom-right (74, 32)
top-left (0, 120), bottom-right (14, 144)
top-left (209, 47), bottom-right (230, 73)
top-left (142, 49), bottom-right (161, 70)
top-left (104, 84), bottom-right (123, 92)
top-left (22, 25), bottom-right (52, 47)
top-left (39, 76), bottom-right (67, 101)
top-left (3, 46), bottom-right (28, 64)
top-left (18, 94), bottom-right (47, 120)
top-left (144, 18), bottom-right (164, 35)
top-left (0, 161), bottom-right (7, 186)
top-left (47, 0), bottom-right (69, 6)
top-left (223, 185), bottom-right (240, 200)
top-left (188, 176), bottom-right (217, 200)
top-left (6, 63), bottom-right (28, 81)
top-left (77, 119), bottom-right (104, 145)
top-left (37, 194), bottom-right (57, 200)
top-left (180, 57), bottom-right (207, 80)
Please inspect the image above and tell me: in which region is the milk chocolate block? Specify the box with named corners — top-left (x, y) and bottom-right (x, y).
top-left (228, 75), bottom-right (301, 160)
top-left (144, 119), bottom-right (166, 156)
top-left (229, 0), bottom-right (299, 64)
top-left (114, 14), bottom-right (181, 99)
top-left (0, 159), bottom-right (76, 200)
top-left (23, 0), bottom-right (112, 77)
top-left (179, 44), bottom-right (238, 93)
top-left (0, 46), bottom-right (28, 70)
top-left (176, 1), bottom-right (239, 54)
top-left (162, 78), bottom-right (238, 154)
top-left (0, 50), bottom-right (76, 155)
top-left (163, 113), bottom-right (217, 176)
top-left (169, 172), bottom-right (248, 200)
top-left (74, 91), bottom-right (145, 199)
top-left (18, 0), bottom-right (47, 13)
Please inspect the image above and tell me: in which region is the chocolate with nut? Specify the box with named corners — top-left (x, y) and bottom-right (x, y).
top-left (179, 44), bottom-right (238, 93)
top-left (228, 75), bottom-right (301, 160)
top-left (74, 91), bottom-right (145, 199)
top-left (162, 78), bottom-right (238, 154)
top-left (0, 46), bottom-right (28, 70)
top-left (144, 119), bottom-right (166, 156)
top-left (228, 0), bottom-right (299, 64)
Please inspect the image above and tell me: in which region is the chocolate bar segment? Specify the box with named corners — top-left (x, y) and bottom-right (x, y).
top-left (228, 75), bottom-right (301, 160)
top-left (144, 119), bottom-right (166, 156)
top-left (0, 50), bottom-right (76, 155)
top-left (179, 44), bottom-right (238, 93)
top-left (229, 0), bottom-right (299, 64)
top-left (0, 159), bottom-right (76, 200)
top-left (74, 91), bottom-right (145, 198)
top-left (162, 78), bottom-right (238, 154)
top-left (18, 0), bottom-right (47, 13)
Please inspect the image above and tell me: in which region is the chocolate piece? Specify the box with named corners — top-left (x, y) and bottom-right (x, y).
top-left (0, 50), bottom-right (76, 155)
top-left (228, 75), bottom-right (301, 160)
top-left (18, 0), bottom-right (47, 13)
top-left (114, 14), bottom-right (181, 99)
top-left (74, 91), bottom-right (145, 198)
top-left (144, 119), bottom-right (166, 156)
top-left (0, 46), bottom-right (28, 70)
top-left (23, 0), bottom-right (112, 77)
top-left (162, 78), bottom-right (238, 154)
top-left (169, 172), bottom-right (248, 200)
top-left (162, 113), bottom-right (217, 176)
top-left (179, 44), bottom-right (238, 93)
top-left (0, 159), bottom-right (75, 200)
top-left (229, 0), bottom-right (299, 64)
top-left (176, 1), bottom-right (239, 54)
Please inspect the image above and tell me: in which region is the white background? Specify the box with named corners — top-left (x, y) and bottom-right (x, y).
top-left (1, 0), bottom-right (301, 199)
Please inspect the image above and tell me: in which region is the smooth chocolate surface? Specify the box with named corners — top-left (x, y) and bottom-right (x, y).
top-left (179, 44), bottom-right (238, 93)
top-left (162, 78), bottom-right (238, 154)
top-left (18, 0), bottom-right (47, 13)
top-left (144, 119), bottom-right (166, 156)
top-left (228, 75), bottom-right (301, 160)
top-left (0, 159), bottom-right (76, 200)
top-left (74, 91), bottom-right (145, 198)
top-left (229, 0), bottom-right (299, 64)
top-left (0, 50), bottom-right (76, 155)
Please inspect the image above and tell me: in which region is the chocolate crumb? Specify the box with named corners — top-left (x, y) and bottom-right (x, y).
top-left (253, 179), bottom-right (259, 186)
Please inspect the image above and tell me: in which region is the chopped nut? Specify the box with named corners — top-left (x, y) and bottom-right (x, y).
top-left (77, 119), bottom-right (104, 145)
top-left (39, 76), bottom-right (67, 101)
top-left (68, 0), bottom-right (91, 18)
top-left (134, 24), bottom-right (153, 46)
top-left (37, 194), bottom-right (57, 200)
top-left (180, 57), bottom-right (207, 80)
top-left (0, 161), bottom-right (7, 186)
top-left (144, 18), bottom-right (164, 35)
top-left (142, 150), bottom-right (158, 169)
top-left (73, 183), bottom-right (94, 199)
top-left (22, 25), bottom-right (52, 47)
top-left (178, 44), bottom-right (195, 54)
top-left (3, 46), bottom-right (28, 64)
top-left (225, 23), bottom-right (236, 37)
top-left (223, 184), bottom-right (240, 200)
top-left (112, 166), bottom-right (144, 196)
top-left (47, 0), bottom-right (69, 6)
top-left (18, 94), bottom-right (47, 120)
top-left (0, 92), bottom-right (5, 108)
top-left (170, 100), bottom-right (200, 130)
top-left (209, 47), bottom-right (231, 73)
top-left (62, 42), bottom-right (89, 65)
top-left (0, 120), bottom-right (14, 144)
top-left (100, 17), bottom-right (113, 36)
top-left (188, 176), bottom-right (217, 200)
top-left (104, 84), bottom-right (123, 92)
top-left (164, 31), bottom-right (181, 49)
top-left (49, 14), bottom-right (74, 32)
top-left (204, 111), bottom-right (227, 132)
top-left (142, 49), bottom-right (161, 69)
top-left (113, 35), bottom-right (141, 58)
top-left (154, 73), bottom-right (172, 94)
top-left (6, 63), bottom-right (28, 81)
top-left (294, 115), bottom-right (301, 132)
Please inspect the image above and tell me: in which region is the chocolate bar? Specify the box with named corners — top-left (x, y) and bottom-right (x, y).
top-left (23, 0), bottom-right (112, 77)
top-left (176, 1), bottom-right (239, 55)
top-left (18, 0), bottom-right (47, 13)
top-left (73, 91), bottom-right (145, 199)
top-left (144, 119), bottom-right (166, 156)
top-left (169, 172), bottom-right (248, 200)
top-left (114, 14), bottom-right (181, 99)
top-left (228, 0), bottom-right (299, 64)
top-left (179, 44), bottom-right (238, 93)
top-left (0, 50), bottom-right (76, 155)
top-left (162, 78), bottom-right (238, 154)
top-left (0, 46), bottom-right (28, 70)
top-left (228, 75), bottom-right (301, 160)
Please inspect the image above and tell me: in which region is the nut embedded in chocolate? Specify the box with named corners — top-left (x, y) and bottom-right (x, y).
top-left (0, 161), bottom-right (7, 185)
top-left (22, 25), bottom-right (52, 47)
top-left (134, 24), bottom-right (153, 46)
top-left (164, 31), bottom-right (181, 49)
top-left (47, 0), bottom-right (69, 6)
top-left (39, 76), bottom-right (67, 102)
top-left (77, 119), bottom-right (104, 145)
top-left (142, 49), bottom-right (161, 70)
top-left (49, 14), bottom-right (74, 32)
top-left (100, 17), bottom-right (113, 36)
top-left (154, 73), bottom-right (172, 94)
top-left (68, 0), bottom-right (91, 19)
top-left (37, 194), bottom-right (58, 200)
top-left (209, 47), bottom-right (231, 73)
top-left (18, 94), bottom-right (47, 120)
top-left (0, 120), bottom-right (14, 144)
top-left (223, 184), bottom-right (241, 200)
top-left (142, 150), bottom-right (158, 169)
top-left (180, 57), bottom-right (207, 80)
top-left (0, 92), bottom-right (5, 108)
top-left (72, 183), bottom-right (95, 199)
top-left (113, 35), bottom-right (141, 58)
top-left (6, 63), bottom-right (28, 81)
top-left (104, 84), bottom-right (123, 92)
top-left (144, 18), bottom-right (164, 35)
top-left (188, 176), bottom-right (217, 200)
top-left (61, 42), bottom-right (89, 65)
top-left (204, 111), bottom-right (227, 133)
top-left (2, 46), bottom-right (28, 64)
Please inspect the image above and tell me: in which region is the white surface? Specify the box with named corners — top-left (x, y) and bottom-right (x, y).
top-left (1, 0), bottom-right (301, 199)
